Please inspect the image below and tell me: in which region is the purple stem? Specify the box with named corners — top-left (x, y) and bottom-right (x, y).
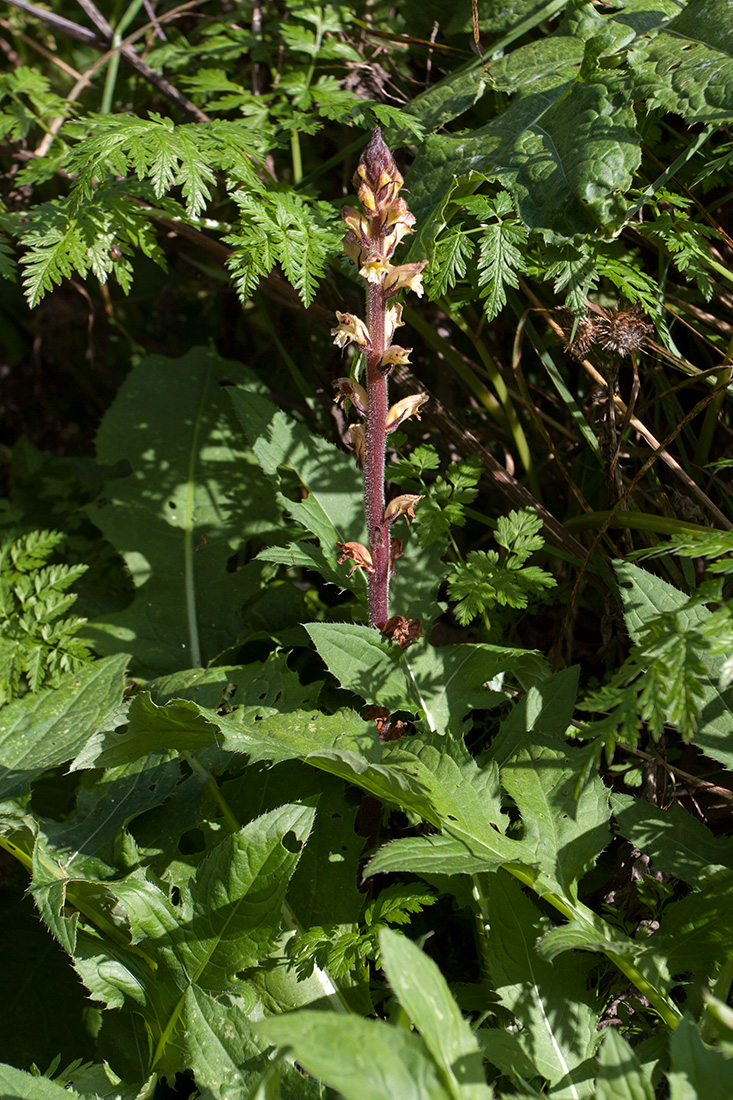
top-left (364, 280), bottom-right (390, 629)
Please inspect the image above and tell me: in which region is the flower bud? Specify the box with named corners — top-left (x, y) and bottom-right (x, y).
top-left (385, 392), bottom-right (428, 432)
top-left (353, 128), bottom-right (404, 220)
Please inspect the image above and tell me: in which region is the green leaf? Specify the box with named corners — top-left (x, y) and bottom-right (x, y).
top-left (228, 386), bottom-right (366, 594)
top-left (226, 191), bottom-right (342, 307)
top-left (483, 874), bottom-right (599, 1087)
top-left (115, 803), bottom-right (316, 995)
top-left (484, 666), bottom-right (579, 767)
top-left (38, 755), bottom-right (180, 880)
top-left (306, 622), bottom-right (548, 734)
top-left (612, 794), bottom-right (733, 885)
top-left (409, 68), bottom-right (640, 239)
top-left (0, 654), bottom-right (128, 800)
top-left (379, 929), bottom-right (491, 1100)
top-left (615, 561), bottom-right (733, 765)
top-left (500, 735), bottom-right (611, 897)
top-left (669, 1016), bottom-right (733, 1100)
top-left (255, 1012), bottom-right (451, 1100)
top-left (476, 216), bottom-right (528, 321)
top-left (630, 0), bottom-right (733, 123)
top-left (84, 349), bottom-right (279, 676)
top-left (405, 62), bottom-right (493, 132)
top-left (77, 694), bottom-right (221, 770)
top-left (0, 1065), bottom-right (91, 1100)
top-left (651, 868), bottom-right (733, 981)
top-left (0, 892), bottom-right (95, 1072)
top-left (596, 1028), bottom-right (654, 1100)
top-left (184, 987), bottom-right (325, 1100)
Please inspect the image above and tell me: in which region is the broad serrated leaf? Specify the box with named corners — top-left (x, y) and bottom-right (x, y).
top-left (84, 349), bottom-right (279, 676)
top-left (379, 929), bottom-right (492, 1100)
top-left (596, 1029), bottom-right (654, 1100)
top-left (630, 0), bottom-right (733, 123)
top-left (501, 734), bottom-right (611, 897)
top-left (0, 1064), bottom-right (91, 1100)
top-left (612, 794), bottom-right (733, 885)
top-left (669, 1016), bottom-right (733, 1100)
top-left (615, 561), bottom-right (733, 767)
top-left (255, 1011), bottom-right (450, 1100)
top-left (409, 58), bottom-right (640, 239)
top-left (483, 874), bottom-right (599, 1087)
top-left (227, 386), bottom-right (366, 595)
top-left (306, 622), bottom-right (548, 734)
top-left (0, 654), bottom-right (128, 800)
top-left (184, 987), bottom-right (324, 1100)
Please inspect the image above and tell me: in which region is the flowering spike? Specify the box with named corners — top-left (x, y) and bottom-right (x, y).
top-left (333, 129), bottom-right (428, 629)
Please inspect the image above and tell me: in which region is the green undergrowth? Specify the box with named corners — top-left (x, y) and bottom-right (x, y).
top-left (2, 1), bottom-right (733, 1098)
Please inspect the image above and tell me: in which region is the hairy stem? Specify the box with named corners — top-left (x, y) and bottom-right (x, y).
top-left (365, 281), bottom-right (389, 628)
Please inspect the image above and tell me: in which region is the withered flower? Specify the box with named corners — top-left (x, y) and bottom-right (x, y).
top-left (382, 615), bottom-right (423, 650)
top-left (333, 377), bottom-right (368, 415)
top-left (336, 541), bottom-right (373, 576)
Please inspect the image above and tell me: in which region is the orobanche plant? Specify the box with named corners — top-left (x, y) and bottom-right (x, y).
top-left (331, 127), bottom-right (427, 639)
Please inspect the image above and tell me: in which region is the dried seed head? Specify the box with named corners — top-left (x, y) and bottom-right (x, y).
top-left (596, 306), bottom-right (653, 357)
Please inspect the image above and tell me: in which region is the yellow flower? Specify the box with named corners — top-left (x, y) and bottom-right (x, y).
top-left (384, 262), bottom-right (427, 298)
top-left (385, 392), bottom-right (429, 431)
top-left (385, 301), bottom-right (405, 344)
top-left (360, 255), bottom-right (392, 284)
top-left (331, 311), bottom-right (370, 350)
top-left (380, 345), bottom-right (413, 370)
top-left (384, 494), bottom-right (424, 525)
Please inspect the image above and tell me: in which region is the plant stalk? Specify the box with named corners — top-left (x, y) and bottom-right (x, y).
top-left (365, 279), bottom-right (390, 628)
